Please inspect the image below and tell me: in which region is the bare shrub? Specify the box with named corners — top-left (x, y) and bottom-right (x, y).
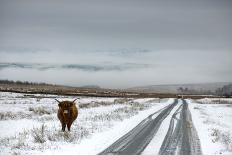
top-left (47, 131), bottom-right (75, 142)
top-left (47, 125), bottom-right (90, 143)
top-left (0, 112), bottom-right (17, 120)
top-left (13, 140), bottom-right (25, 149)
top-left (32, 124), bottom-right (46, 143)
top-left (211, 128), bottom-right (232, 152)
top-left (86, 112), bottom-right (123, 122)
top-left (0, 137), bottom-right (10, 147)
top-left (79, 98), bottom-right (150, 109)
top-left (196, 99), bottom-right (232, 105)
top-left (79, 101), bottom-right (114, 109)
top-left (0, 112), bottom-right (31, 120)
top-left (221, 132), bottom-right (232, 151)
top-left (114, 98), bottom-right (133, 104)
top-left (84, 102), bottom-right (149, 123)
top-left (29, 106), bottom-right (56, 115)
top-left (211, 128), bottom-right (220, 143)
top-left (130, 101), bottom-right (150, 110)
top-left (76, 125), bottom-right (90, 140)
top-left (12, 130), bottom-right (28, 149)
top-left (37, 115), bottom-right (55, 121)
top-left (0, 107), bottom-right (56, 121)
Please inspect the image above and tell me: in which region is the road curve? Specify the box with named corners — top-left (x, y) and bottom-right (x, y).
top-left (159, 99), bottom-right (202, 155)
top-left (98, 99), bottom-right (178, 155)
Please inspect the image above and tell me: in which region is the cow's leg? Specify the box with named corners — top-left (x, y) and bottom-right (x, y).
top-left (62, 123), bottom-right (66, 132)
top-left (67, 122), bottom-right (72, 131)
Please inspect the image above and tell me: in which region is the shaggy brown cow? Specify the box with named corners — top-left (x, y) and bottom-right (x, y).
top-left (55, 99), bottom-right (78, 132)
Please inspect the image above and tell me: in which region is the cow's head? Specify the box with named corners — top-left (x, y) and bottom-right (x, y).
top-left (55, 99), bottom-right (78, 113)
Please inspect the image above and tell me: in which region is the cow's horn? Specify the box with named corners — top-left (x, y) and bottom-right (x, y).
top-left (72, 98), bottom-right (78, 103)
top-left (55, 99), bottom-right (61, 103)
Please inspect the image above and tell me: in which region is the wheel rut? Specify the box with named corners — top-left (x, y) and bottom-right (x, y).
top-left (159, 99), bottom-right (202, 155)
top-left (98, 99), bottom-right (178, 155)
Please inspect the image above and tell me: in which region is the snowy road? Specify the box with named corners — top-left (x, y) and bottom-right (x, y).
top-left (159, 100), bottom-right (202, 155)
top-left (99, 99), bottom-right (202, 155)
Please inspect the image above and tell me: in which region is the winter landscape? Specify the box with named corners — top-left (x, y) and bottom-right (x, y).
top-left (0, 92), bottom-right (231, 155)
top-left (1, 0), bottom-right (232, 154)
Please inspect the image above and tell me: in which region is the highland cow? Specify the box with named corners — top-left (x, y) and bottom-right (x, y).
top-left (55, 99), bottom-right (78, 132)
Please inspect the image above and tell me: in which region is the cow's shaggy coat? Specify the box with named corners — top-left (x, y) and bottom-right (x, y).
top-left (56, 99), bottom-right (78, 131)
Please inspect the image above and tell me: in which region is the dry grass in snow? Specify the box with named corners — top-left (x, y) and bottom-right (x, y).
top-left (0, 92), bottom-right (160, 155)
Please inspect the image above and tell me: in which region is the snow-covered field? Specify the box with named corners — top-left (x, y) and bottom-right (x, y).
top-left (0, 92), bottom-right (169, 155)
top-left (1, 92), bottom-right (231, 155)
top-left (189, 98), bottom-right (232, 155)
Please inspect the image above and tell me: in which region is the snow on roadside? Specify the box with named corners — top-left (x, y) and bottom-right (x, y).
top-left (188, 99), bottom-right (232, 155)
top-left (142, 99), bottom-right (182, 155)
top-left (0, 92), bottom-right (172, 155)
top-left (196, 98), bottom-right (232, 105)
top-left (41, 99), bottom-right (175, 155)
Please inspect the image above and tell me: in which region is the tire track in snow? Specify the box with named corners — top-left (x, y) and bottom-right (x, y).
top-left (159, 99), bottom-right (202, 155)
top-left (98, 99), bottom-right (178, 155)
top-left (158, 103), bottom-right (183, 155)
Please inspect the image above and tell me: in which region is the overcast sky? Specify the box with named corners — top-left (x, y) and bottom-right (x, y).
top-left (0, 0), bottom-right (232, 88)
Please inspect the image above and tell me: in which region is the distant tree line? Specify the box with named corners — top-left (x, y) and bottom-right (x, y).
top-left (215, 84), bottom-right (232, 97)
top-left (178, 84), bottom-right (232, 97)
top-left (177, 87), bottom-right (213, 95)
top-left (0, 79), bottom-right (54, 86)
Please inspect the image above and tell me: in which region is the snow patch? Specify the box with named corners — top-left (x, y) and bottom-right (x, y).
top-left (188, 99), bottom-right (232, 155)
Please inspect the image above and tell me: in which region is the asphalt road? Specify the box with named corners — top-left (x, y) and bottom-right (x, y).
top-left (98, 99), bottom-right (202, 155)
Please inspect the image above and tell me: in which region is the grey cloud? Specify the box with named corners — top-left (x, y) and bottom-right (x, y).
top-left (0, 0), bottom-right (231, 88)
top-left (0, 62), bottom-right (152, 72)
top-left (96, 48), bottom-right (153, 57)
top-left (0, 46), bottom-right (50, 53)
top-left (1, 0), bottom-right (231, 51)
